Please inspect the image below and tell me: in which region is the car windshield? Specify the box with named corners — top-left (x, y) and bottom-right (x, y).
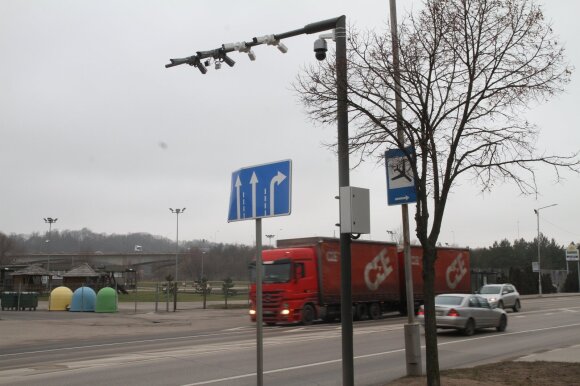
top-left (435, 295), bottom-right (464, 306)
top-left (480, 286), bottom-right (501, 294)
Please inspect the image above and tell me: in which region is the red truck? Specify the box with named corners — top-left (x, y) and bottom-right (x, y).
top-left (249, 237), bottom-right (470, 325)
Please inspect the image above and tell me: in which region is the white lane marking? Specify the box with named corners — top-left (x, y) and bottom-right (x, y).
top-left (223, 326), bottom-right (250, 331)
top-left (284, 327), bottom-right (306, 333)
top-left (510, 305), bottom-right (580, 316)
top-left (0, 330), bottom-right (250, 358)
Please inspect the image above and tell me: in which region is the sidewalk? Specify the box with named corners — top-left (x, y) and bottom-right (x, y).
top-left (0, 300), bottom-right (250, 348)
top-left (516, 344), bottom-right (580, 363)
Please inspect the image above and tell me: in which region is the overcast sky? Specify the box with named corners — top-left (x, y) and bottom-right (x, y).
top-left (1, 0), bottom-right (579, 250)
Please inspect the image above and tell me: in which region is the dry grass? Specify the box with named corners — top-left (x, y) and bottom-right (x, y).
top-left (386, 361), bottom-right (580, 386)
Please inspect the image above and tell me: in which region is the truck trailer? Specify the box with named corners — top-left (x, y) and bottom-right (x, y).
top-left (249, 237), bottom-right (470, 325)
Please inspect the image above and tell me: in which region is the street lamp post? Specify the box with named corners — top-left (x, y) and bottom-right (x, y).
top-left (389, 0), bottom-right (422, 375)
top-left (534, 203), bottom-right (557, 296)
top-left (169, 208), bottom-right (186, 285)
top-left (265, 234), bottom-right (275, 247)
top-left (166, 15), bottom-right (353, 385)
top-left (43, 217), bottom-right (58, 292)
top-left (201, 251), bottom-right (206, 280)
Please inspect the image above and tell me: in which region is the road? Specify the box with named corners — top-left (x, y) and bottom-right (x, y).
top-left (0, 296), bottom-right (579, 385)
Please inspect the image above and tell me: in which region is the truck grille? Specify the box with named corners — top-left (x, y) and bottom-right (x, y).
top-left (262, 291), bottom-right (283, 320)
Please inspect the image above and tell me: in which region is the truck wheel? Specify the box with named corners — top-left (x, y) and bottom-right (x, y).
top-left (354, 303), bottom-right (368, 321)
top-left (301, 304), bottom-right (315, 325)
top-left (369, 303), bottom-right (381, 320)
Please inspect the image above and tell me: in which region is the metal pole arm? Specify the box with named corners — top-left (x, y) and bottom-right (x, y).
top-left (165, 16), bottom-right (344, 70)
top-left (165, 56), bottom-right (199, 68)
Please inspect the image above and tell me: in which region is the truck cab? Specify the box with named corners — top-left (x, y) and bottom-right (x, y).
top-left (249, 247), bottom-right (319, 325)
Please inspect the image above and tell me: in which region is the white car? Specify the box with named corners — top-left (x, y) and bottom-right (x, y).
top-left (417, 294), bottom-right (508, 336)
top-left (478, 283), bottom-right (521, 312)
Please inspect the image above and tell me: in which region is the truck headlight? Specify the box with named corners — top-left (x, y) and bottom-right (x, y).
top-left (249, 309), bottom-right (256, 315)
top-left (281, 309), bottom-right (290, 315)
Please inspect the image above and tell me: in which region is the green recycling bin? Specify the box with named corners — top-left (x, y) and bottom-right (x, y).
top-left (18, 292), bottom-right (39, 311)
top-left (1, 292), bottom-right (18, 310)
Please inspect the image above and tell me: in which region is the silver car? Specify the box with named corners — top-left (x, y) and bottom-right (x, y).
top-left (478, 283), bottom-right (521, 312)
top-left (417, 294), bottom-right (507, 336)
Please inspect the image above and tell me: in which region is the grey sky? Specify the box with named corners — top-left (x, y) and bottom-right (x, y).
top-left (1, 1), bottom-right (578, 249)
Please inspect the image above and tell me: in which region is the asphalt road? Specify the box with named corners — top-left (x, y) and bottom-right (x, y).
top-left (1, 296), bottom-right (579, 385)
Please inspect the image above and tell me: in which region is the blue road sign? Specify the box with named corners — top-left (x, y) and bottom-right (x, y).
top-left (385, 147), bottom-right (417, 206)
top-left (228, 160), bottom-right (292, 222)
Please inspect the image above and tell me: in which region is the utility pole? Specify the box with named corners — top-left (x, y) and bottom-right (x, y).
top-left (534, 204), bottom-right (557, 296)
top-left (389, 0), bottom-right (422, 376)
top-left (166, 15), bottom-right (353, 385)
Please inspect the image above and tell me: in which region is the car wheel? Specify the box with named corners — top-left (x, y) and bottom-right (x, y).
top-left (496, 314), bottom-right (507, 332)
top-left (497, 300), bottom-right (504, 309)
top-left (463, 318), bottom-right (475, 336)
top-left (301, 304), bottom-right (315, 325)
top-left (512, 300), bottom-right (521, 312)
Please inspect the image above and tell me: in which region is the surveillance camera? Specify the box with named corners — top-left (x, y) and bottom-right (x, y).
top-left (222, 53), bottom-right (235, 67)
top-left (195, 60), bottom-right (207, 74)
top-left (277, 41), bottom-right (288, 54)
top-left (313, 38), bottom-right (327, 61)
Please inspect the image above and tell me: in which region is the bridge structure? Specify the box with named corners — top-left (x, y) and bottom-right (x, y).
top-left (4, 252), bottom-right (193, 278)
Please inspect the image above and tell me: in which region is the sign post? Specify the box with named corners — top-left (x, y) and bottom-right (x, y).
top-left (565, 243), bottom-right (579, 292)
top-left (385, 143), bottom-right (421, 376)
top-left (228, 160), bottom-right (291, 386)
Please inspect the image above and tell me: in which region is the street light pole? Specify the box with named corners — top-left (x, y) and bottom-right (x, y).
top-left (43, 217), bottom-right (58, 292)
top-left (265, 234), bottom-right (275, 246)
top-left (534, 203), bottom-right (557, 296)
top-left (169, 208), bottom-right (186, 285)
top-left (389, 0), bottom-right (422, 376)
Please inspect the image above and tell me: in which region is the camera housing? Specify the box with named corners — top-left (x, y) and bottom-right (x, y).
top-left (313, 38), bottom-right (328, 61)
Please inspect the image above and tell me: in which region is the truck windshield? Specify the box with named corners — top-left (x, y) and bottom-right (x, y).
top-left (249, 261), bottom-right (292, 283)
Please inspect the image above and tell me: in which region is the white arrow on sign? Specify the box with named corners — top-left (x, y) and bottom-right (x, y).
top-left (250, 172), bottom-right (259, 218)
top-left (395, 195), bottom-right (410, 201)
top-left (235, 176), bottom-right (242, 220)
top-left (269, 171), bottom-right (287, 215)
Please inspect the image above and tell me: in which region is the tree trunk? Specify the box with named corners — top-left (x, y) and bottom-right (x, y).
top-left (423, 244), bottom-right (440, 386)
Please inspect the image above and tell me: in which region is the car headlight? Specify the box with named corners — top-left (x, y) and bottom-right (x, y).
top-left (489, 298), bottom-right (497, 302)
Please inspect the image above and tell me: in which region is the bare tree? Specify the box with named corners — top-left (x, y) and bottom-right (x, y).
top-left (295, 0), bottom-right (577, 384)
top-left (0, 232), bottom-right (16, 266)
